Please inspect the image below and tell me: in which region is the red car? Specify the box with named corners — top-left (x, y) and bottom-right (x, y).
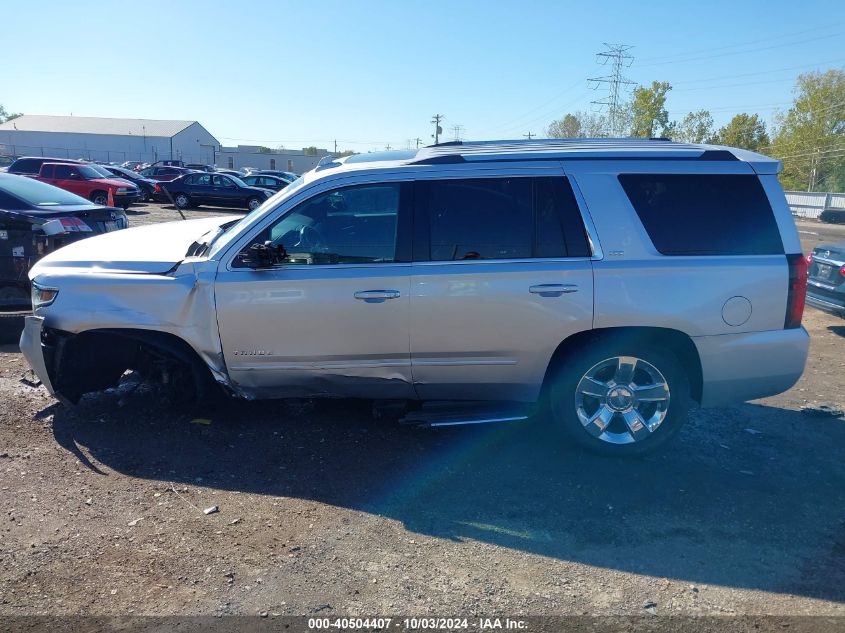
top-left (33, 162), bottom-right (142, 210)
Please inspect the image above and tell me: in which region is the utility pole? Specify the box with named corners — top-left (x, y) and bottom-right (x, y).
top-left (523, 131), bottom-right (535, 140)
top-left (808, 150), bottom-right (819, 192)
top-left (431, 114), bottom-right (444, 145)
top-left (588, 43), bottom-right (635, 137)
top-left (385, 143), bottom-right (392, 151)
top-left (414, 137), bottom-right (422, 149)
top-left (451, 125), bottom-right (464, 141)
top-left (333, 139), bottom-right (337, 154)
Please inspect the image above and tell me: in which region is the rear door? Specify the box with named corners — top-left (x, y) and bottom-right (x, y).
top-left (409, 169), bottom-right (595, 402)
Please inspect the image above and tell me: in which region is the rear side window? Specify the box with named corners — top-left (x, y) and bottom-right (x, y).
top-left (11, 158), bottom-right (40, 174)
top-left (619, 174), bottom-right (783, 256)
top-left (417, 177), bottom-right (590, 261)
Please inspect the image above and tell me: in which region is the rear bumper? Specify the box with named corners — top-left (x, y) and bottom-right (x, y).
top-left (806, 287), bottom-right (845, 317)
top-left (19, 316), bottom-right (55, 396)
top-left (693, 327), bottom-right (810, 407)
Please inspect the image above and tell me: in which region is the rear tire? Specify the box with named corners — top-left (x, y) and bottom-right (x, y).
top-left (546, 338), bottom-right (690, 457)
top-left (91, 191), bottom-right (108, 206)
top-left (174, 193), bottom-right (191, 210)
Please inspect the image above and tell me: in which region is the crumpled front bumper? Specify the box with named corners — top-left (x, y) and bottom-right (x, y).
top-left (19, 316), bottom-right (55, 396)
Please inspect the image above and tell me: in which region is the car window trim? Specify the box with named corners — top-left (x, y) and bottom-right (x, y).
top-left (225, 180), bottom-right (413, 272)
top-left (413, 175), bottom-right (594, 263)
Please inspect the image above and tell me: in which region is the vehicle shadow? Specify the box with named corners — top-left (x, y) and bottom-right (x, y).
top-left (46, 391), bottom-right (845, 603)
top-left (827, 325), bottom-right (845, 338)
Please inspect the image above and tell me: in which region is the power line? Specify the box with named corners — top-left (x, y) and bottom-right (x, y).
top-left (451, 124), bottom-right (465, 141)
top-left (588, 43), bottom-right (636, 136)
top-left (639, 31), bottom-right (845, 67)
top-left (638, 22), bottom-right (845, 64)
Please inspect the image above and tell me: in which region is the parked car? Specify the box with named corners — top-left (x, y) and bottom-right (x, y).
top-left (819, 208), bottom-right (845, 224)
top-left (255, 170), bottom-right (298, 182)
top-left (240, 174), bottom-right (290, 192)
top-left (212, 169), bottom-right (241, 177)
top-left (185, 163), bottom-right (214, 172)
top-left (7, 156), bottom-right (84, 176)
top-left (149, 159), bottom-right (185, 168)
top-left (0, 173), bottom-right (127, 308)
top-left (805, 243), bottom-right (845, 317)
top-left (153, 172), bottom-right (274, 210)
top-left (20, 139), bottom-right (809, 457)
top-left (33, 162), bottom-right (141, 210)
top-left (102, 166), bottom-right (158, 202)
top-left (137, 165), bottom-right (195, 182)
top-left (121, 161), bottom-right (143, 171)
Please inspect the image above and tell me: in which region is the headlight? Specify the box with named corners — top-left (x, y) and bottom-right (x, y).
top-left (32, 282), bottom-right (59, 308)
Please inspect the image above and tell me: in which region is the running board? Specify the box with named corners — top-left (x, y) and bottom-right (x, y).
top-left (399, 402), bottom-right (533, 428)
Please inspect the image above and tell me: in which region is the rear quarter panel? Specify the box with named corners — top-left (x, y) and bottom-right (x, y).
top-left (564, 160), bottom-right (788, 336)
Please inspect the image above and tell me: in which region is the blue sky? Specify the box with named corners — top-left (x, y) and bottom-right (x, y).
top-left (2, 0), bottom-right (843, 152)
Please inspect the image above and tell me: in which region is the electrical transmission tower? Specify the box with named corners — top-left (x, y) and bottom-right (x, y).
top-left (588, 43), bottom-right (635, 137)
top-left (451, 125), bottom-right (464, 141)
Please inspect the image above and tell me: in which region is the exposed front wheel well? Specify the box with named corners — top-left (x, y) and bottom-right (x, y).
top-left (543, 327), bottom-right (703, 404)
top-left (45, 327), bottom-right (220, 404)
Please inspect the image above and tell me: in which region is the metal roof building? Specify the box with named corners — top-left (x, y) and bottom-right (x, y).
top-left (0, 115), bottom-right (220, 165)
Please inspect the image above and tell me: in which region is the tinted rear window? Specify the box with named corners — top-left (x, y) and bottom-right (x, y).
top-left (618, 174), bottom-right (783, 256)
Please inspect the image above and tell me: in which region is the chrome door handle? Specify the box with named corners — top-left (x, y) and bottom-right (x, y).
top-left (529, 284), bottom-right (578, 297)
top-left (354, 289), bottom-right (401, 302)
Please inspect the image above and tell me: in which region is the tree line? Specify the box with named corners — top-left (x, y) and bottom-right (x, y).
top-left (547, 69), bottom-right (845, 193)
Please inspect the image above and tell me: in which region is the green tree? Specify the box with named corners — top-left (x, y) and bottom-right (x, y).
top-left (0, 104), bottom-right (22, 124)
top-left (547, 113), bottom-right (582, 138)
top-left (547, 110), bottom-right (608, 138)
top-left (711, 113), bottom-right (770, 151)
top-left (630, 81), bottom-right (673, 138)
top-left (672, 110), bottom-right (715, 143)
top-left (771, 69), bottom-right (845, 192)
top-left (303, 146), bottom-right (319, 156)
top-left (256, 146), bottom-right (272, 154)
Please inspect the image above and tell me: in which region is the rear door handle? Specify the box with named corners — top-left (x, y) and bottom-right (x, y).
top-left (529, 284), bottom-right (578, 297)
top-left (354, 289), bottom-right (401, 302)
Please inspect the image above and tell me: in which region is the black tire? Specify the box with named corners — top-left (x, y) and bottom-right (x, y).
top-left (246, 197), bottom-right (262, 211)
top-left (545, 338), bottom-right (690, 457)
top-left (91, 191), bottom-right (109, 206)
top-left (0, 310), bottom-right (28, 345)
top-left (121, 203), bottom-right (130, 211)
top-left (174, 193), bottom-right (191, 210)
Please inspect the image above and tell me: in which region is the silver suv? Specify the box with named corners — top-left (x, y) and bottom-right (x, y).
top-left (20, 139), bottom-right (810, 456)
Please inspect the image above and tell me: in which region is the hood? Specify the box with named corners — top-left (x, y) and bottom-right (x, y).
top-left (92, 177), bottom-right (137, 189)
top-left (30, 215), bottom-right (240, 276)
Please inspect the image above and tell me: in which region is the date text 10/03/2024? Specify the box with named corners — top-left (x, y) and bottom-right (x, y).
top-left (307, 617), bottom-right (529, 630)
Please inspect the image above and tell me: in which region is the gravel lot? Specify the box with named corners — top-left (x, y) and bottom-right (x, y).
top-left (0, 205), bottom-right (844, 617)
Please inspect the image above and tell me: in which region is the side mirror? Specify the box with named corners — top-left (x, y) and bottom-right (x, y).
top-left (238, 241), bottom-right (287, 269)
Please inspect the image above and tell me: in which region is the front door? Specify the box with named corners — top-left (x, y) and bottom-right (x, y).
top-left (215, 181), bottom-right (414, 399)
top-left (409, 174), bottom-right (595, 402)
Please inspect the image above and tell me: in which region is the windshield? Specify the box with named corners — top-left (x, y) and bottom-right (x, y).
top-left (207, 175), bottom-right (306, 258)
top-left (79, 165), bottom-right (107, 180)
top-left (88, 165), bottom-right (114, 178)
top-left (0, 174), bottom-right (92, 206)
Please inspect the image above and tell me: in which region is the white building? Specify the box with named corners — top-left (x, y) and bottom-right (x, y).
top-left (217, 145), bottom-right (329, 174)
top-left (0, 115), bottom-right (220, 165)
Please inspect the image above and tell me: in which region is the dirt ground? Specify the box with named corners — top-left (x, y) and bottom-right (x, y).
top-left (0, 206), bottom-right (844, 617)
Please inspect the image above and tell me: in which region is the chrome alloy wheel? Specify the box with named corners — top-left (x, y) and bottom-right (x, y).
top-left (574, 356), bottom-right (671, 445)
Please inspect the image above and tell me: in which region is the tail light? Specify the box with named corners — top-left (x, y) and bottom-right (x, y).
top-left (806, 252), bottom-right (813, 266)
top-left (41, 217), bottom-right (93, 236)
top-left (840, 266), bottom-right (845, 277)
top-left (154, 184), bottom-right (161, 193)
top-left (785, 253), bottom-right (808, 329)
